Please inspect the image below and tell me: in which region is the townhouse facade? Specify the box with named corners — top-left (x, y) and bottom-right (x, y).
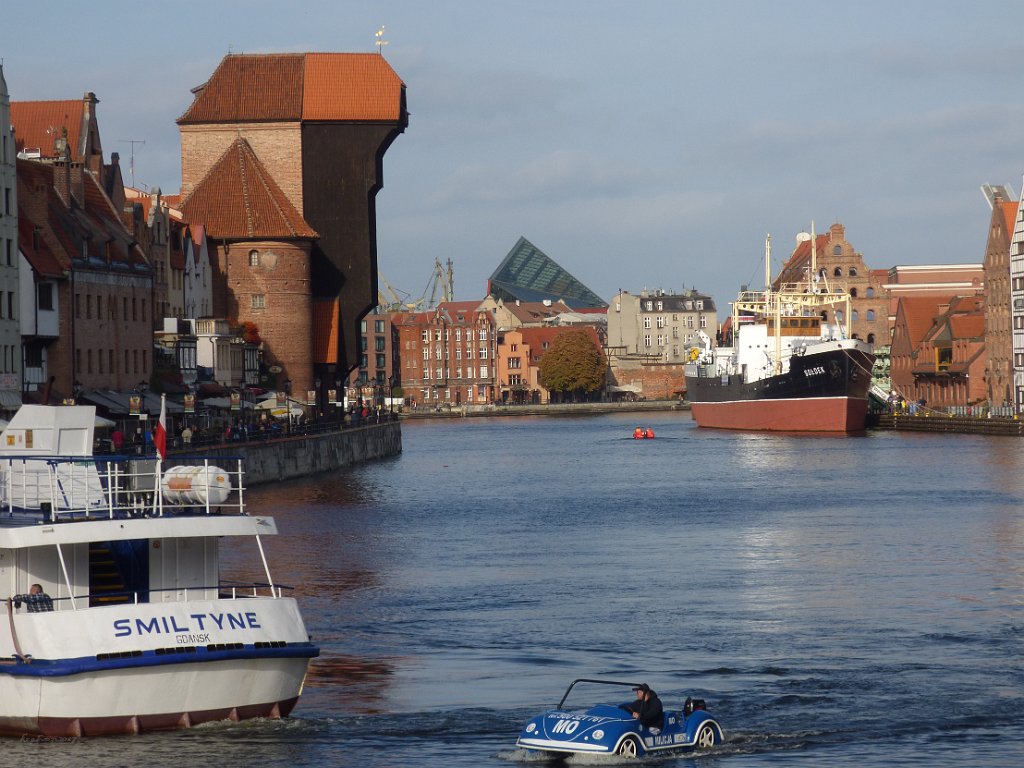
top-left (395, 302), bottom-right (496, 407)
top-left (905, 296), bottom-right (987, 408)
top-left (1010, 186), bottom-right (1024, 411)
top-left (495, 325), bottom-right (604, 404)
top-left (982, 196), bottom-right (1017, 406)
top-left (0, 65), bottom-right (21, 409)
top-left (344, 306), bottom-right (399, 409)
top-left (607, 288), bottom-right (716, 363)
top-left (12, 91), bottom-right (153, 401)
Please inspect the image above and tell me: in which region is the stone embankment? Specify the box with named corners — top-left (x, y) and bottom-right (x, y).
top-left (173, 421), bottom-right (402, 485)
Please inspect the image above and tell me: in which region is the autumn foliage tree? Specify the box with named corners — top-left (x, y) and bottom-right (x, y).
top-left (538, 329), bottom-right (606, 402)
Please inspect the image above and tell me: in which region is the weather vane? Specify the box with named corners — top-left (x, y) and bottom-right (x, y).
top-left (375, 26), bottom-right (388, 54)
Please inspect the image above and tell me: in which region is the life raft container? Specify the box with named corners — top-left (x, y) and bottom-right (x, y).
top-left (161, 465), bottom-right (232, 505)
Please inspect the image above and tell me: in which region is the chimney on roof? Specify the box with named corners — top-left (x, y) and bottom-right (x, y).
top-left (54, 144), bottom-right (72, 207)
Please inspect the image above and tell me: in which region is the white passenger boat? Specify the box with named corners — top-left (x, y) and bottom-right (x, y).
top-left (0, 405), bottom-right (318, 737)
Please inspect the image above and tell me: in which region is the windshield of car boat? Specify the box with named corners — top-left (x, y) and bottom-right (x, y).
top-left (557, 678), bottom-right (644, 710)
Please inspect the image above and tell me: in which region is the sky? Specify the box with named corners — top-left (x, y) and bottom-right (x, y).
top-left (3, 1), bottom-right (1024, 316)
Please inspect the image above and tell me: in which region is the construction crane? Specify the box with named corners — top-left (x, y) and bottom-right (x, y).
top-left (377, 274), bottom-right (411, 311)
top-left (421, 258), bottom-right (454, 310)
top-left (377, 259), bottom-right (454, 313)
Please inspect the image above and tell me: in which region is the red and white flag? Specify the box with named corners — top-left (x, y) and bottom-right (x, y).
top-left (154, 394), bottom-right (167, 461)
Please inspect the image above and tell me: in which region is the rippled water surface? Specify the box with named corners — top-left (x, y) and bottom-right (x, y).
top-left (15, 412), bottom-right (1024, 766)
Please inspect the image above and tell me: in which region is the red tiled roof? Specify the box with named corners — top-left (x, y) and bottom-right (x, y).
top-left (179, 138), bottom-right (318, 240)
top-left (10, 100), bottom-right (84, 160)
top-left (302, 53), bottom-right (405, 121)
top-left (949, 314), bottom-right (985, 338)
top-left (896, 295), bottom-right (959, 347)
top-left (440, 300), bottom-right (485, 315)
top-left (178, 53), bottom-right (404, 125)
top-left (519, 325), bottom-right (602, 363)
top-left (17, 214), bottom-right (65, 277)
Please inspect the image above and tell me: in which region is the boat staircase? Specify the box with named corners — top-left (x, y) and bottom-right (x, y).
top-left (89, 542), bottom-right (130, 606)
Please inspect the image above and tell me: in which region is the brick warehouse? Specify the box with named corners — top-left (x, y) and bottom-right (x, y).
top-left (177, 53), bottom-right (407, 397)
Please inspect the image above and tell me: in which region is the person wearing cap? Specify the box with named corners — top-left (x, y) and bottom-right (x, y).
top-left (624, 683), bottom-right (663, 728)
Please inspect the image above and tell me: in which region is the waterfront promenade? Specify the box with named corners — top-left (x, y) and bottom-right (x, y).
top-left (161, 417), bottom-right (402, 485)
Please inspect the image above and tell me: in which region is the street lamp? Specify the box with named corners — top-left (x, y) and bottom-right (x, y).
top-left (335, 377), bottom-right (343, 428)
top-left (284, 378), bottom-right (292, 435)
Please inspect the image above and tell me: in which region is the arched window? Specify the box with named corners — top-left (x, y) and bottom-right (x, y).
top-left (836, 310), bottom-right (844, 323)
top-left (849, 267), bottom-right (857, 277)
top-left (866, 287), bottom-right (874, 298)
top-left (833, 267), bottom-right (842, 277)
top-left (821, 311), bottom-right (829, 321)
top-left (867, 309), bottom-right (875, 321)
top-left (851, 310), bottom-right (859, 322)
top-left (850, 288), bottom-right (858, 298)
top-left (867, 333), bottom-right (875, 344)
top-left (249, 250), bottom-right (259, 267)
top-left (833, 245), bottom-right (842, 255)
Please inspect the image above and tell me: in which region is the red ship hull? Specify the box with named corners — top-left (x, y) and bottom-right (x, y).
top-left (690, 396), bottom-right (868, 433)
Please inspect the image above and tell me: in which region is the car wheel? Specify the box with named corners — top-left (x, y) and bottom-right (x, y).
top-left (695, 723), bottom-right (717, 749)
top-left (616, 736), bottom-right (640, 758)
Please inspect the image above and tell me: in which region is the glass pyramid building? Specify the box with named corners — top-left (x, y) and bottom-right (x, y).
top-left (487, 237), bottom-right (607, 309)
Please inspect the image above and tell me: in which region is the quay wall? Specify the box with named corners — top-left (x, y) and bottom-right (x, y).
top-left (402, 400), bottom-right (689, 419)
top-left (873, 413), bottom-right (1024, 436)
top-left (174, 422), bottom-right (402, 485)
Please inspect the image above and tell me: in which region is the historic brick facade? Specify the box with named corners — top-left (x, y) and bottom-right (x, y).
top-left (774, 223), bottom-right (889, 345)
top-left (982, 198), bottom-right (1017, 406)
top-left (395, 302), bottom-right (496, 407)
top-left (177, 53), bottom-right (407, 380)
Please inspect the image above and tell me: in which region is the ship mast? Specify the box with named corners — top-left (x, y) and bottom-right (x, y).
top-left (768, 235), bottom-right (783, 375)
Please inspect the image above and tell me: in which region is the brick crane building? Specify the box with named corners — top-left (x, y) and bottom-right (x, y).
top-left (177, 52), bottom-right (407, 401)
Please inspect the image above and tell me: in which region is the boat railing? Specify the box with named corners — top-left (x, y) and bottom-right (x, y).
top-left (6, 581), bottom-right (295, 613)
top-left (0, 455), bottom-right (246, 521)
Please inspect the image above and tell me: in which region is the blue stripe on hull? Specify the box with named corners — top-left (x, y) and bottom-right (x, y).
top-left (0, 642), bottom-right (319, 678)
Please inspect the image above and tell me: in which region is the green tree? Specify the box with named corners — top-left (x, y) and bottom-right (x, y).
top-left (538, 329), bottom-right (606, 402)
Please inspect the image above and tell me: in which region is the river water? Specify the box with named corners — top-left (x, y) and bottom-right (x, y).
top-left (15, 412), bottom-right (1024, 766)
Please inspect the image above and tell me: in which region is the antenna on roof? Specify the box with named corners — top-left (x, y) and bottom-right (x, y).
top-left (375, 26), bottom-right (389, 54)
top-left (119, 139), bottom-right (145, 189)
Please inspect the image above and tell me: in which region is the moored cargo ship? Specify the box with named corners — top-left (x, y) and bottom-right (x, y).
top-left (685, 232), bottom-right (875, 433)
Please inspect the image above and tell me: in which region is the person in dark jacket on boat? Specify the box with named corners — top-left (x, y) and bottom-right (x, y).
top-left (623, 683), bottom-right (663, 728)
